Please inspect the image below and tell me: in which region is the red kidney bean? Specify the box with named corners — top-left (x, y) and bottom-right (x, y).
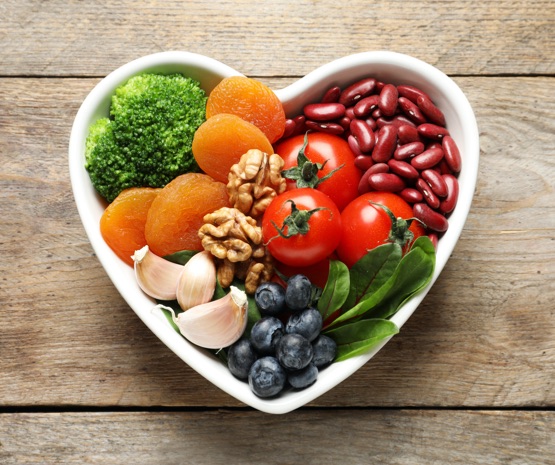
top-left (398, 96), bottom-right (427, 125)
top-left (366, 162), bottom-right (389, 175)
top-left (394, 141), bottom-right (425, 160)
top-left (293, 115), bottom-right (306, 134)
top-left (321, 86), bottom-right (341, 103)
top-left (413, 203), bottom-right (449, 232)
top-left (365, 117), bottom-right (378, 131)
top-left (442, 135), bottom-right (462, 173)
top-left (354, 154), bottom-right (374, 170)
top-left (345, 106), bottom-right (355, 120)
top-left (338, 116), bottom-right (351, 130)
top-left (371, 108), bottom-right (382, 119)
top-left (421, 169), bottom-right (448, 197)
top-left (339, 78), bottom-right (377, 106)
top-left (283, 119), bottom-right (296, 139)
top-left (304, 102), bottom-right (346, 121)
top-left (376, 114), bottom-right (416, 129)
top-left (350, 119), bottom-right (376, 153)
top-left (368, 172), bottom-right (405, 192)
top-left (400, 187), bottom-right (423, 204)
top-left (397, 124), bottom-right (421, 144)
top-left (397, 84), bottom-right (432, 104)
top-left (348, 135), bottom-right (364, 156)
top-left (439, 174), bottom-right (459, 214)
top-left (305, 120), bottom-right (344, 135)
top-left (358, 168), bottom-right (373, 195)
top-left (411, 146), bottom-right (444, 170)
top-left (378, 84), bottom-right (398, 117)
top-left (417, 123), bottom-right (450, 140)
top-left (416, 178), bottom-right (441, 209)
top-left (353, 95), bottom-right (380, 118)
top-left (388, 159), bottom-right (420, 180)
top-left (417, 96), bottom-right (446, 127)
top-left (372, 125), bottom-right (397, 162)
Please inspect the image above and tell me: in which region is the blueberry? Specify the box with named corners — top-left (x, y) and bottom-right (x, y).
top-left (287, 363), bottom-right (318, 389)
top-left (286, 307), bottom-right (323, 342)
top-left (250, 316), bottom-right (284, 355)
top-left (285, 274), bottom-right (312, 311)
top-left (276, 333), bottom-right (313, 371)
top-left (254, 282), bottom-right (286, 316)
top-left (312, 335), bottom-right (337, 368)
top-left (248, 356), bottom-right (286, 398)
top-left (227, 339), bottom-right (258, 380)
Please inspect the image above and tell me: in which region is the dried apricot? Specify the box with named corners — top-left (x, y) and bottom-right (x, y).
top-left (100, 187), bottom-right (161, 266)
top-left (192, 113), bottom-right (274, 183)
top-left (206, 76), bottom-right (286, 143)
top-left (145, 173), bottom-right (230, 256)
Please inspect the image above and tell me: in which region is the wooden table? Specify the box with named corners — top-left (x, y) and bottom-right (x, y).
top-left (1, 1), bottom-right (554, 463)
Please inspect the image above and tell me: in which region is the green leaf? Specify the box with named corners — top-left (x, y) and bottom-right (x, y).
top-left (345, 242), bottom-right (403, 309)
top-left (367, 236), bottom-right (436, 320)
top-left (324, 318), bottom-right (399, 362)
top-left (318, 260), bottom-right (350, 321)
top-left (163, 249), bottom-right (198, 265)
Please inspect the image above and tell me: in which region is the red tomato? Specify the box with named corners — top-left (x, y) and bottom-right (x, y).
top-left (262, 188), bottom-right (341, 267)
top-left (275, 132), bottom-right (362, 211)
top-left (274, 257), bottom-right (331, 290)
top-left (336, 192), bottom-right (426, 268)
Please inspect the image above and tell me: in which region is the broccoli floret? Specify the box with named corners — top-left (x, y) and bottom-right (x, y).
top-left (85, 73), bottom-right (207, 202)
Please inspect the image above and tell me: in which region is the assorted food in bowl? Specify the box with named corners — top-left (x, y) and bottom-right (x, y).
top-left (69, 51), bottom-right (478, 413)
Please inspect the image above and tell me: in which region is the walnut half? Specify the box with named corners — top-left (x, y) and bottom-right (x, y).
top-left (227, 149), bottom-right (286, 218)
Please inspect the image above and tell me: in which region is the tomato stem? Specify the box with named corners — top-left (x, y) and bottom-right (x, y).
top-left (281, 132), bottom-right (344, 189)
top-left (369, 201), bottom-right (426, 249)
top-left (269, 199), bottom-right (327, 241)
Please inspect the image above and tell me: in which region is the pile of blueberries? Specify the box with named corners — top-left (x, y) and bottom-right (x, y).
top-left (226, 275), bottom-right (337, 398)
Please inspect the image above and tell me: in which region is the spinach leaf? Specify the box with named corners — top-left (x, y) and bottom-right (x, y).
top-left (344, 243), bottom-right (402, 309)
top-left (163, 249), bottom-right (198, 265)
top-left (324, 318), bottom-right (399, 362)
top-left (324, 243), bottom-right (402, 329)
top-left (366, 236), bottom-right (436, 320)
top-left (317, 260), bottom-right (350, 321)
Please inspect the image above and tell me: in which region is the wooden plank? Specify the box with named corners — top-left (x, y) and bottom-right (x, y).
top-left (0, 0), bottom-right (553, 77)
top-left (0, 410), bottom-right (553, 464)
top-left (0, 76), bottom-right (554, 408)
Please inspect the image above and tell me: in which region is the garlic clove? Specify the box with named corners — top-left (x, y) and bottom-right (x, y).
top-left (132, 245), bottom-right (184, 301)
top-left (176, 251), bottom-right (217, 311)
top-left (172, 286), bottom-right (248, 349)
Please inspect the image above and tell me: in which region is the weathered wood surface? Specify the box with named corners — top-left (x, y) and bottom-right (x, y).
top-left (1, 0), bottom-right (554, 462)
top-left (1, 410), bottom-right (553, 465)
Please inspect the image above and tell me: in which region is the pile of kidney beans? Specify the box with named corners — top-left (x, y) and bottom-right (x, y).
top-left (280, 78), bottom-right (462, 238)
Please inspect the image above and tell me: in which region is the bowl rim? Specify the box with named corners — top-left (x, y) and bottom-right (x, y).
top-left (69, 50), bottom-right (479, 414)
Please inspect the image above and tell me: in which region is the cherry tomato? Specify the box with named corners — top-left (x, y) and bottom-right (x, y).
top-left (275, 132), bottom-right (362, 211)
top-left (336, 192), bottom-right (426, 268)
top-left (274, 257), bottom-right (331, 290)
top-left (262, 188), bottom-right (341, 267)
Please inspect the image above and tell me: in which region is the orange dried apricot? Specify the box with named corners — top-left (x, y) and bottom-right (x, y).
top-left (206, 76), bottom-right (286, 143)
top-left (100, 187), bottom-right (161, 266)
top-left (192, 113), bottom-right (274, 183)
top-left (144, 173), bottom-right (230, 256)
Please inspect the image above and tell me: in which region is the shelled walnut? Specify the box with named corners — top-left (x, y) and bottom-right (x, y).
top-left (227, 149), bottom-right (286, 218)
top-left (198, 206), bottom-right (274, 293)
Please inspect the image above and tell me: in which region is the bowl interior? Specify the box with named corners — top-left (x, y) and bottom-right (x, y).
top-left (69, 51), bottom-right (479, 414)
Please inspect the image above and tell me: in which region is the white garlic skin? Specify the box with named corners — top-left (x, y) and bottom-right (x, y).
top-left (176, 251), bottom-right (217, 311)
top-left (132, 245), bottom-right (184, 301)
top-left (172, 286), bottom-right (248, 349)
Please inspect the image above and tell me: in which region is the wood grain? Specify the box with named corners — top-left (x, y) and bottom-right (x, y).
top-left (1, 77), bottom-right (553, 408)
top-left (1, 0), bottom-right (554, 77)
top-left (0, 410), bottom-right (553, 464)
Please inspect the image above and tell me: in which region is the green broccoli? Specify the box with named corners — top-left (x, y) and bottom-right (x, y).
top-left (85, 73), bottom-right (207, 202)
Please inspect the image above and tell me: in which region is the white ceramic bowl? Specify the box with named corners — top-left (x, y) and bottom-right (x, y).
top-left (69, 51), bottom-right (479, 414)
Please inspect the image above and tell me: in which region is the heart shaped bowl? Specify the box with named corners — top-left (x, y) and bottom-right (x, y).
top-left (69, 51), bottom-right (479, 414)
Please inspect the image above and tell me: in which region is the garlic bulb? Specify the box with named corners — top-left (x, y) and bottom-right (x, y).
top-left (176, 251), bottom-right (216, 311)
top-left (132, 245), bottom-right (184, 301)
top-left (170, 286), bottom-right (248, 349)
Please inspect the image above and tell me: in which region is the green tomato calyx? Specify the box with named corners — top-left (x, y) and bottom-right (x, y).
top-left (369, 201), bottom-right (426, 249)
top-left (281, 132), bottom-right (344, 189)
top-left (269, 199), bottom-right (327, 241)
